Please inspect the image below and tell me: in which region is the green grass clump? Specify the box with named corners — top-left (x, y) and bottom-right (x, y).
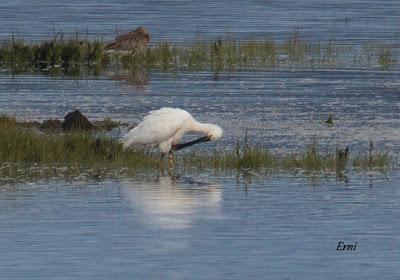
top-left (281, 146), bottom-right (337, 171)
top-left (1, 31), bottom-right (399, 75)
top-left (0, 35), bottom-right (109, 74)
top-left (378, 46), bottom-right (395, 70)
top-left (181, 145), bottom-right (277, 170)
top-left (352, 152), bottom-right (394, 170)
top-left (0, 116), bottom-right (157, 169)
top-left (93, 117), bottom-right (123, 131)
top-left (0, 116), bottom-right (395, 180)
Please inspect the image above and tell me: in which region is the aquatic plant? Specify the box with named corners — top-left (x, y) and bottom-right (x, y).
top-left (0, 31), bottom-right (399, 75)
top-left (352, 141), bottom-right (394, 170)
top-left (0, 116), bottom-right (394, 180)
top-left (93, 117), bottom-right (124, 131)
top-left (0, 116), bottom-right (157, 168)
top-left (377, 46), bottom-right (395, 70)
top-left (0, 34), bottom-right (108, 74)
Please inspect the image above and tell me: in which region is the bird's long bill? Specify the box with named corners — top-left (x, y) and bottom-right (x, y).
top-left (172, 136), bottom-right (211, 151)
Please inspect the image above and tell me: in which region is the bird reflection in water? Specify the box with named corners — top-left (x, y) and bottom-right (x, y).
top-left (121, 174), bottom-right (222, 230)
top-left (108, 70), bottom-right (149, 87)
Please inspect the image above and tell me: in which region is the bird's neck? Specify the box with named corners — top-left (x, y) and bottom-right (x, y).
top-left (190, 120), bottom-right (211, 134)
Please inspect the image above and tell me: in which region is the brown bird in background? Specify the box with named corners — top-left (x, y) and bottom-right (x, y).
top-left (105, 26), bottom-right (150, 51)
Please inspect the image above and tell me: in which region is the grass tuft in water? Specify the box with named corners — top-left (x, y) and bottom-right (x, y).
top-left (0, 34), bottom-right (109, 74)
top-left (93, 118), bottom-right (125, 131)
top-left (377, 46), bottom-right (395, 70)
top-left (0, 116), bottom-right (395, 178)
top-left (352, 141), bottom-right (394, 170)
top-left (0, 116), bottom-right (157, 169)
top-left (1, 31), bottom-right (399, 75)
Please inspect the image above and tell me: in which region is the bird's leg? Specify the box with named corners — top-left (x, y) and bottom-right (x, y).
top-left (159, 153), bottom-right (166, 170)
top-left (168, 150), bottom-right (174, 168)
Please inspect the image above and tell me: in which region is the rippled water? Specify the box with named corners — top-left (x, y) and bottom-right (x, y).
top-left (1, 69), bottom-right (400, 153)
top-left (0, 173), bottom-right (399, 279)
top-left (1, 1), bottom-right (400, 153)
top-left (1, 1), bottom-right (400, 279)
top-left (1, 0), bottom-right (400, 44)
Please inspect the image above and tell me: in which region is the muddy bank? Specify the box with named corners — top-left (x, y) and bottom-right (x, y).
top-left (13, 110), bottom-right (129, 132)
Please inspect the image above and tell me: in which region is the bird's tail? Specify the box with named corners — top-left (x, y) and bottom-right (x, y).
top-left (120, 132), bottom-right (128, 150)
top-left (121, 131), bottom-right (136, 151)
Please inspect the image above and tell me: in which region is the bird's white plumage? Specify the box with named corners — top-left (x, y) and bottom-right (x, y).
top-left (123, 108), bottom-right (222, 153)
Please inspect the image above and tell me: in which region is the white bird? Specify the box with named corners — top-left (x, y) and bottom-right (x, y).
top-left (123, 108), bottom-right (223, 160)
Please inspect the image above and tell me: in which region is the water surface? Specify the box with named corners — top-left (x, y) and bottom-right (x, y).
top-left (1, 69), bottom-right (400, 154)
top-left (1, 2), bottom-right (399, 279)
top-left (0, 173), bottom-right (399, 279)
top-left (1, 0), bottom-right (400, 44)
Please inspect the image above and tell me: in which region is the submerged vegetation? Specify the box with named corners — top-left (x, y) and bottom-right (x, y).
top-left (0, 31), bottom-right (398, 76)
top-left (0, 116), bottom-right (394, 182)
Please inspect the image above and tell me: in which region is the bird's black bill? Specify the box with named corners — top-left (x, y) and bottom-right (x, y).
top-left (172, 136), bottom-right (211, 151)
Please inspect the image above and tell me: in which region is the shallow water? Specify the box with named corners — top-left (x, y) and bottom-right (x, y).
top-left (1, 0), bottom-right (400, 44)
top-left (1, 69), bottom-right (400, 154)
top-left (1, 1), bottom-right (400, 153)
top-left (1, 1), bottom-right (400, 278)
top-left (0, 172), bottom-right (399, 279)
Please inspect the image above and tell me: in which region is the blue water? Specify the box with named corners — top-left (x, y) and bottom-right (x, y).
top-left (1, 1), bottom-right (400, 279)
top-left (1, 70), bottom-right (400, 154)
top-left (0, 172), bottom-right (399, 279)
top-left (1, 0), bottom-right (400, 44)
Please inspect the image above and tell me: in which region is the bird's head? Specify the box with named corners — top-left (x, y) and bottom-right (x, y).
top-left (136, 26), bottom-right (149, 35)
top-left (206, 124), bottom-right (223, 141)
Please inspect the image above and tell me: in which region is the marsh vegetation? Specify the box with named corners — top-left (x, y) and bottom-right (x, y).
top-left (0, 116), bottom-right (394, 182)
top-left (0, 31), bottom-right (398, 76)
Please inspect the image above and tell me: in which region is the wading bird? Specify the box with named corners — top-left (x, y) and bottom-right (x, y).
top-left (105, 26), bottom-right (150, 51)
top-left (123, 108), bottom-right (223, 163)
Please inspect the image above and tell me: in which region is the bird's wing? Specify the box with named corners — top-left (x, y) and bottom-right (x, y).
top-left (106, 31), bottom-right (138, 50)
top-left (123, 108), bottom-right (191, 148)
top-left (115, 31), bottom-right (136, 42)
